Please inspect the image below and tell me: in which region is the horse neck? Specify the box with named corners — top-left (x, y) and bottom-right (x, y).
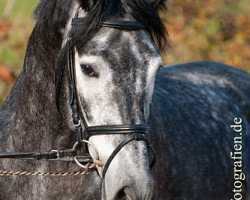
top-left (6, 3), bottom-right (79, 152)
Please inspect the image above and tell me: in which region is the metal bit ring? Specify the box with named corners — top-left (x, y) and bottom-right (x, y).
top-left (73, 140), bottom-right (100, 169)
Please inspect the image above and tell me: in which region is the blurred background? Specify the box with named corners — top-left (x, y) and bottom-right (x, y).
top-left (0, 0), bottom-right (250, 105)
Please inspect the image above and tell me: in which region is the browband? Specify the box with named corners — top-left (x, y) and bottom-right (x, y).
top-left (102, 20), bottom-right (145, 30)
top-left (72, 18), bottom-right (145, 30)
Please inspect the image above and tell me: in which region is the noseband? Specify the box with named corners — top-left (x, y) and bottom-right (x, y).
top-left (0, 18), bottom-right (155, 179)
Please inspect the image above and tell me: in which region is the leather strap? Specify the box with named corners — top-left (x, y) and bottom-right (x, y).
top-left (71, 18), bottom-right (145, 30)
top-left (102, 132), bottom-right (148, 178)
top-left (102, 20), bottom-right (145, 30)
top-left (0, 149), bottom-right (93, 164)
top-left (0, 149), bottom-right (76, 160)
top-left (66, 39), bottom-right (85, 145)
top-left (86, 124), bottom-right (151, 137)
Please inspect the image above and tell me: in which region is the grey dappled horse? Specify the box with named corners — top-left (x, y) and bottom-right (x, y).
top-left (0, 0), bottom-right (250, 200)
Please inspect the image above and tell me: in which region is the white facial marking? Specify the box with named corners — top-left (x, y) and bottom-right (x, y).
top-left (92, 29), bottom-right (113, 47)
top-left (90, 135), bottom-right (120, 176)
top-left (75, 53), bottom-right (124, 175)
top-left (75, 53), bottom-right (123, 126)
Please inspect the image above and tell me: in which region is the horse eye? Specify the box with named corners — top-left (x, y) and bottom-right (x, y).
top-left (81, 64), bottom-right (97, 77)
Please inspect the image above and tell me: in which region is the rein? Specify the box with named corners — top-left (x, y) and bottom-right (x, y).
top-left (0, 18), bottom-right (155, 179)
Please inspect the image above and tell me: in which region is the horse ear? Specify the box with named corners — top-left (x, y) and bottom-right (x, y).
top-left (77, 0), bottom-right (98, 12)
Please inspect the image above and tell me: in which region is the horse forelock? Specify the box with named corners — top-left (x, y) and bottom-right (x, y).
top-left (53, 0), bottom-right (165, 113)
top-left (72, 0), bottom-right (169, 51)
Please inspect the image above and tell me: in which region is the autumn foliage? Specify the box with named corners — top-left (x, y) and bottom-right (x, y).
top-left (164, 0), bottom-right (250, 71)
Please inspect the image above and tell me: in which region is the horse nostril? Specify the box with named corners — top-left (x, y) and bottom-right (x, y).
top-left (124, 187), bottom-right (135, 200)
top-left (116, 187), bottom-right (134, 200)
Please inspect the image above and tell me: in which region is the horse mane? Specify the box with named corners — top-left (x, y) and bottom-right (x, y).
top-left (33, 0), bottom-right (169, 51)
top-left (33, 0), bottom-right (72, 29)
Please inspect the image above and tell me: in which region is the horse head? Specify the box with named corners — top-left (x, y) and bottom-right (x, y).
top-left (55, 0), bottom-right (168, 199)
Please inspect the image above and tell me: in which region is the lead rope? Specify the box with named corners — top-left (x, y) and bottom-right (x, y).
top-left (0, 169), bottom-right (94, 177)
top-left (0, 158), bottom-right (104, 177)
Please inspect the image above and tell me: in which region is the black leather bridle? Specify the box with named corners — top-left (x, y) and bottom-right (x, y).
top-left (0, 18), bottom-right (155, 179)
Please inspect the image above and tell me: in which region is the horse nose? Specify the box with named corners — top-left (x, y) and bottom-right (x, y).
top-left (115, 185), bottom-right (154, 200)
top-left (101, 141), bottom-right (155, 200)
top-left (116, 187), bottom-right (135, 200)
